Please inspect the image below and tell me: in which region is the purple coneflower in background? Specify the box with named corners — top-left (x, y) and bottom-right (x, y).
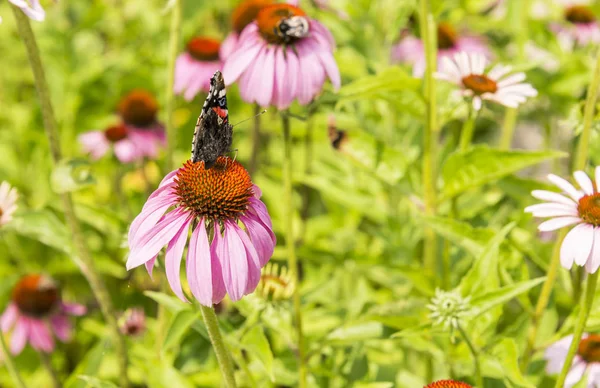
top-left (8, 0), bottom-right (45, 21)
top-left (223, 3), bottom-right (340, 109)
top-left (120, 308), bottom-right (146, 337)
top-left (79, 123), bottom-right (144, 163)
top-left (392, 22), bottom-right (490, 78)
top-left (0, 181), bottom-right (18, 227)
top-left (175, 37), bottom-right (224, 101)
top-left (127, 157), bottom-right (276, 306)
top-left (436, 52), bottom-right (537, 111)
top-left (0, 274), bottom-right (86, 354)
top-left (221, 0), bottom-right (273, 58)
top-left (545, 333), bottom-right (600, 387)
top-left (551, 1), bottom-right (600, 49)
top-left (526, 168), bottom-right (600, 274)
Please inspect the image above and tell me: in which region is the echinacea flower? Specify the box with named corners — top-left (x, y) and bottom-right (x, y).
top-left (392, 22), bottom-right (491, 78)
top-left (545, 333), bottom-right (600, 387)
top-left (436, 52), bottom-right (537, 111)
top-left (425, 380), bottom-right (473, 388)
top-left (551, 2), bottom-right (600, 49)
top-left (223, 3), bottom-right (340, 109)
top-left (175, 37), bottom-right (224, 101)
top-left (119, 308), bottom-right (146, 337)
top-left (0, 274), bottom-right (86, 354)
top-left (127, 156), bottom-right (276, 306)
top-left (79, 123), bottom-right (144, 163)
top-left (8, 0), bottom-right (45, 22)
top-left (427, 288), bottom-right (472, 330)
top-left (0, 181), bottom-right (18, 227)
top-left (525, 168), bottom-right (600, 274)
top-left (221, 0), bottom-right (273, 58)
top-left (117, 90), bottom-right (166, 159)
top-left (255, 262), bottom-right (295, 301)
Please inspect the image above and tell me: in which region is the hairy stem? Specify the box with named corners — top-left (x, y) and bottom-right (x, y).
top-left (199, 305), bottom-right (237, 388)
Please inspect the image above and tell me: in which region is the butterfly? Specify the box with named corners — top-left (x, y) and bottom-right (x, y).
top-left (191, 71), bottom-right (233, 169)
top-left (274, 16), bottom-right (310, 43)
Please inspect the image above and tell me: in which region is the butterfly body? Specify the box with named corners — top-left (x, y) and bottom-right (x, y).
top-left (191, 71), bottom-right (233, 169)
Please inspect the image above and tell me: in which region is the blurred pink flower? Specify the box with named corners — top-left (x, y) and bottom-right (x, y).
top-left (79, 123), bottom-right (147, 163)
top-left (0, 274), bottom-right (86, 355)
top-left (545, 333), bottom-right (600, 387)
top-left (0, 181), bottom-right (18, 227)
top-left (551, 3), bottom-right (600, 49)
top-left (175, 37), bottom-right (224, 101)
top-left (436, 52), bottom-right (537, 111)
top-left (127, 157), bottom-right (276, 306)
top-left (392, 23), bottom-right (490, 78)
top-left (526, 168), bottom-right (600, 274)
top-left (8, 0), bottom-right (45, 21)
top-left (223, 3), bottom-right (340, 109)
top-left (119, 308), bottom-right (146, 337)
top-left (221, 0), bottom-right (274, 59)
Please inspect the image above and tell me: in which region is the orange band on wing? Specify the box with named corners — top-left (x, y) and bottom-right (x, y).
top-left (212, 107), bottom-right (228, 120)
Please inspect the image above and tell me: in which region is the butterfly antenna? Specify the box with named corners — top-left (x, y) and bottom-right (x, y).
top-left (231, 110), bottom-right (267, 127)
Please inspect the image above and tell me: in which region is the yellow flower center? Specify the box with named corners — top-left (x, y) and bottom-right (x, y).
top-left (174, 157), bottom-right (253, 220)
top-left (462, 74), bottom-right (498, 95)
top-left (565, 5), bottom-right (596, 24)
top-left (232, 0), bottom-right (273, 34)
top-left (437, 22), bottom-right (458, 50)
top-left (12, 274), bottom-right (60, 318)
top-left (578, 334), bottom-right (600, 362)
top-left (256, 4), bottom-right (307, 44)
top-left (186, 37), bottom-right (221, 61)
top-left (118, 90), bottom-right (159, 128)
top-left (104, 124), bottom-right (128, 142)
top-left (425, 380), bottom-right (473, 388)
top-left (578, 194), bottom-right (600, 227)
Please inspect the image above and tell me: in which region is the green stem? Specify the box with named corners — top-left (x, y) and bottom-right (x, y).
top-left (459, 104), bottom-right (476, 152)
top-left (419, 0), bottom-right (438, 278)
top-left (0, 331), bottom-right (27, 388)
top-left (499, 108), bottom-right (518, 150)
top-left (555, 272), bottom-right (599, 387)
top-left (11, 7), bottom-right (129, 387)
top-left (281, 113), bottom-right (307, 388)
top-left (574, 48), bottom-right (600, 171)
top-left (199, 305), bottom-right (237, 388)
top-left (233, 349), bottom-right (257, 388)
top-left (39, 352), bottom-right (61, 388)
top-left (458, 324), bottom-right (484, 388)
top-left (248, 104), bottom-right (262, 175)
top-left (165, 0), bottom-right (181, 172)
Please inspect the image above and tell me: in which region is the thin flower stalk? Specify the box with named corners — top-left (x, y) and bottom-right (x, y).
top-left (459, 104), bottom-right (476, 151)
top-left (200, 305), bottom-right (237, 388)
top-left (39, 353), bottom-right (60, 388)
top-left (0, 331), bottom-right (27, 388)
top-left (10, 7), bottom-right (129, 387)
top-left (499, 108), bottom-right (518, 150)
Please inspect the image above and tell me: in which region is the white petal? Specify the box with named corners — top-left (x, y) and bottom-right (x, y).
top-left (548, 174), bottom-right (583, 201)
top-left (586, 227), bottom-right (600, 274)
top-left (531, 190), bottom-right (577, 206)
top-left (574, 171), bottom-right (594, 195)
top-left (539, 216), bottom-right (582, 232)
top-left (525, 203), bottom-right (578, 217)
top-left (473, 96), bottom-right (482, 111)
top-left (572, 224), bottom-right (595, 266)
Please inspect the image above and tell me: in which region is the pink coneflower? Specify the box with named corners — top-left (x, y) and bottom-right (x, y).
top-left (392, 22), bottom-right (490, 78)
top-left (174, 37), bottom-right (224, 101)
top-left (545, 334), bottom-right (600, 387)
top-left (221, 0), bottom-right (274, 58)
top-left (425, 380), bottom-right (473, 388)
top-left (552, 2), bottom-right (600, 49)
top-left (222, 3), bottom-right (340, 109)
top-left (79, 123), bottom-right (144, 163)
top-left (127, 156), bottom-right (276, 306)
top-left (0, 181), bottom-right (18, 227)
top-left (119, 308), bottom-right (146, 337)
top-left (436, 52), bottom-right (537, 111)
top-left (8, 0), bottom-right (45, 21)
top-left (117, 90), bottom-right (166, 160)
top-left (0, 274), bottom-right (86, 355)
top-left (525, 168), bottom-right (600, 274)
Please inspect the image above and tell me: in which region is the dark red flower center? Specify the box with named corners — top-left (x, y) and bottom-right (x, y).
top-left (174, 157), bottom-right (253, 220)
top-left (578, 334), bottom-right (600, 362)
top-left (565, 5), bottom-right (596, 24)
top-left (118, 90), bottom-right (159, 128)
top-left (256, 4), bottom-right (307, 44)
top-left (232, 0), bottom-right (273, 34)
top-left (187, 37), bottom-right (221, 61)
top-left (437, 22), bottom-right (458, 50)
top-left (104, 124), bottom-right (128, 142)
top-left (12, 274), bottom-right (60, 318)
top-left (425, 380), bottom-right (473, 388)
top-left (578, 193), bottom-right (600, 226)
top-left (462, 74), bottom-right (498, 95)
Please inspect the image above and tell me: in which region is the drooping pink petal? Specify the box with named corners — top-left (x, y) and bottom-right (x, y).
top-left (61, 302), bottom-right (87, 316)
top-left (10, 317), bottom-right (29, 355)
top-left (248, 197), bottom-right (274, 232)
top-left (210, 228), bottom-right (227, 303)
top-left (257, 47), bottom-right (275, 107)
top-left (186, 219), bottom-right (213, 306)
top-left (145, 256), bottom-right (157, 277)
top-left (128, 196), bottom-right (176, 248)
top-left (232, 224), bottom-right (262, 294)
top-left (1, 304), bottom-right (18, 332)
top-left (114, 139), bottom-right (140, 163)
top-left (28, 319), bottom-right (54, 353)
top-left (165, 217), bottom-right (193, 302)
top-left (50, 315), bottom-right (72, 342)
top-left (219, 222), bottom-right (249, 301)
top-left (78, 131), bottom-right (110, 160)
top-left (241, 214), bottom-right (275, 266)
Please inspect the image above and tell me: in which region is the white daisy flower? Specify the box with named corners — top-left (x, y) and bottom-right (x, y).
top-left (436, 52), bottom-right (538, 111)
top-left (0, 181), bottom-right (18, 227)
top-left (525, 167), bottom-right (600, 273)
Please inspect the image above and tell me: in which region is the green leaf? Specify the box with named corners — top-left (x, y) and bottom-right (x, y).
top-left (4, 209), bottom-right (72, 254)
top-left (487, 338), bottom-right (536, 388)
top-left (65, 341), bottom-right (107, 388)
top-left (240, 326), bottom-right (274, 380)
top-left (144, 291), bottom-right (190, 314)
top-left (51, 158), bottom-right (95, 193)
top-left (471, 277), bottom-right (546, 317)
top-left (163, 310), bottom-right (200, 350)
top-left (441, 146), bottom-right (566, 199)
top-left (76, 376), bottom-right (118, 388)
top-left (336, 67), bottom-right (421, 102)
top-left (421, 216), bottom-right (495, 257)
top-left (326, 322), bottom-right (384, 344)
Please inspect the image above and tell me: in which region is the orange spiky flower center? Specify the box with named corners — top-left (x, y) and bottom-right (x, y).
top-left (232, 0), bottom-right (273, 34)
top-left (578, 334), bottom-right (600, 362)
top-left (437, 22), bottom-right (458, 50)
top-left (187, 37), bottom-right (221, 61)
top-left (578, 194), bottom-right (600, 227)
top-left (118, 90), bottom-right (159, 128)
top-left (104, 124), bottom-right (128, 142)
top-left (425, 380), bottom-right (473, 388)
top-left (256, 4), bottom-right (307, 44)
top-left (565, 5), bottom-right (596, 24)
top-left (174, 157), bottom-right (253, 220)
top-left (12, 274), bottom-right (60, 318)
top-left (462, 74), bottom-right (498, 95)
